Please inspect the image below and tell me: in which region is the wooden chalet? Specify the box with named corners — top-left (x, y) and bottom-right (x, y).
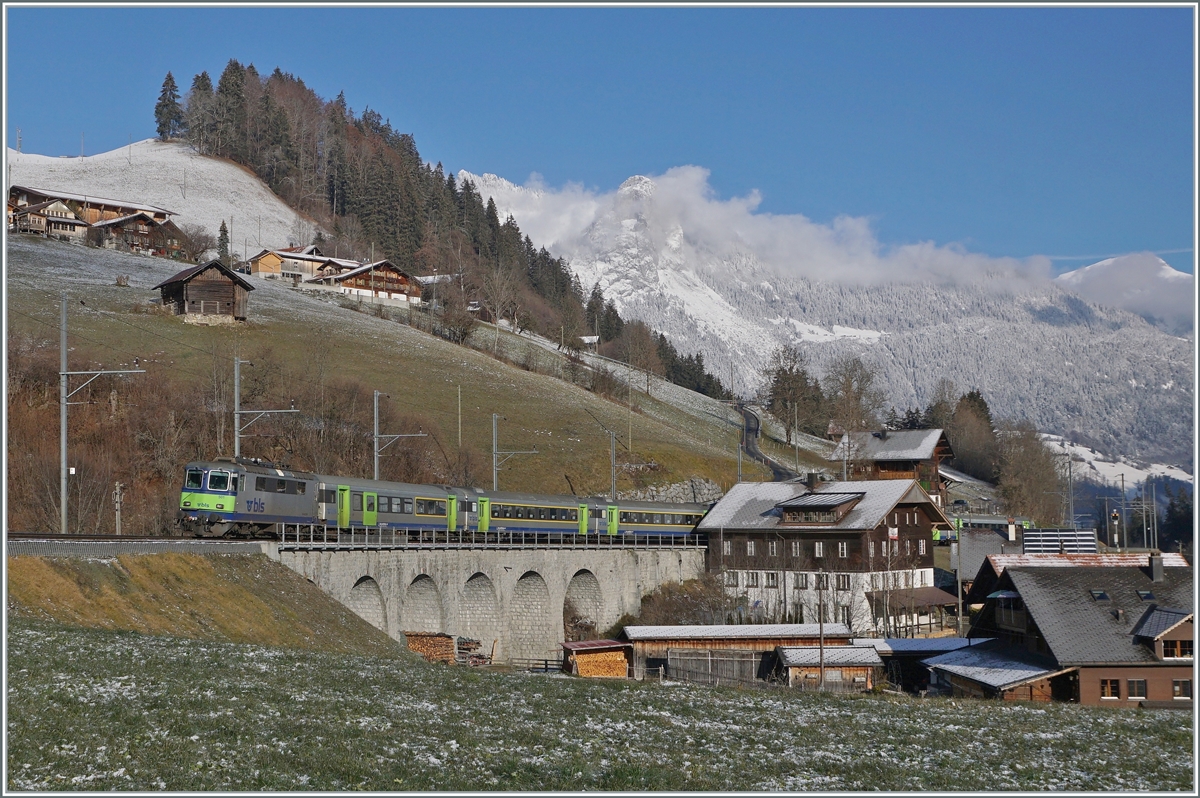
top-left (10, 199), bottom-right (89, 242)
top-left (248, 245), bottom-right (360, 279)
top-left (90, 212), bottom-right (187, 258)
top-left (828, 429), bottom-right (954, 505)
top-left (152, 260), bottom-right (254, 320)
top-left (775, 645), bottom-right (883, 691)
top-left (8, 184), bottom-right (176, 225)
top-left (305, 259), bottom-right (423, 303)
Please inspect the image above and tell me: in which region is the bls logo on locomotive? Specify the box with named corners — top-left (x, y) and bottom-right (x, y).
top-left (245, 498), bottom-right (266, 513)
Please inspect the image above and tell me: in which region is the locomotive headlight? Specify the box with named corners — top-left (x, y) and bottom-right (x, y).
top-left (183, 501), bottom-right (191, 507)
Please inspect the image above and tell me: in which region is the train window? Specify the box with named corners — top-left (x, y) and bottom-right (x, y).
top-left (296, 482), bottom-right (305, 495)
top-left (416, 499), bottom-right (447, 516)
top-left (352, 493), bottom-right (363, 511)
top-left (276, 480), bottom-right (288, 493)
top-left (319, 489), bottom-right (336, 504)
top-left (403, 499), bottom-right (414, 514)
top-left (654, 514), bottom-right (663, 524)
top-left (538, 508), bottom-right (546, 520)
top-left (470, 502), bottom-right (477, 513)
top-left (231, 475), bottom-right (240, 493)
top-left (366, 496), bottom-right (375, 513)
top-left (515, 507), bottom-right (525, 519)
top-left (256, 477), bottom-right (266, 492)
top-left (185, 469), bottom-right (204, 490)
top-left (377, 497), bottom-right (390, 513)
top-left (207, 471), bottom-right (230, 491)
top-left (569, 509), bottom-right (578, 521)
top-left (492, 505), bottom-right (501, 518)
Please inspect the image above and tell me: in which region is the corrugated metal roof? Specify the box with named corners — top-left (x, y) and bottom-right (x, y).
top-left (988, 552), bottom-right (1190, 571)
top-left (852, 637), bottom-right (994, 656)
top-left (622, 623), bottom-right (852, 641)
top-left (697, 480), bottom-right (937, 532)
top-left (922, 646), bottom-right (1061, 690)
top-left (777, 646), bottom-right (883, 667)
top-left (827, 429), bottom-right (950, 462)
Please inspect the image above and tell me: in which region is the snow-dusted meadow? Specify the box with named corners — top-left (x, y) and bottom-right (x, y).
top-left (7, 619), bottom-right (1192, 791)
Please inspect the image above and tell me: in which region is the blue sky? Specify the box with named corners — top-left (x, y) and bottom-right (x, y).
top-left (4, 5), bottom-right (1195, 273)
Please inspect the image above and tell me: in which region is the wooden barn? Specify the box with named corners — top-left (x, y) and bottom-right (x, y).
top-left (153, 260), bottom-right (254, 320)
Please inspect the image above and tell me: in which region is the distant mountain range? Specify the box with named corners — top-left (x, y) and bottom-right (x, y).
top-left (465, 170), bottom-right (1194, 471)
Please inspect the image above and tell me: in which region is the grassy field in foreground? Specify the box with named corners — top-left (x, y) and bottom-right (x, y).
top-left (7, 618), bottom-right (1192, 792)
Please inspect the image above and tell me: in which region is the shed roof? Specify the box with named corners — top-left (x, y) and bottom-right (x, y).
top-left (152, 260), bottom-right (255, 292)
top-left (996, 566), bottom-right (1194, 666)
top-left (828, 429), bottom-right (952, 462)
top-left (561, 639), bottom-right (631, 652)
top-left (852, 637), bottom-right (995, 656)
top-left (622, 623), bottom-right (852, 641)
top-left (777, 645), bottom-right (883, 668)
top-left (91, 211), bottom-right (158, 228)
top-left (866, 586), bottom-right (960, 612)
top-left (921, 645), bottom-right (1064, 690)
top-left (697, 479), bottom-right (949, 532)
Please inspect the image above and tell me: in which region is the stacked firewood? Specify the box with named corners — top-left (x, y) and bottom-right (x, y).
top-left (403, 632), bottom-right (457, 664)
top-left (455, 637), bottom-right (492, 666)
top-left (574, 649), bottom-right (629, 678)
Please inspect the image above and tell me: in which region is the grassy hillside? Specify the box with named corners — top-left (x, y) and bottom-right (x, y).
top-left (6, 553), bottom-right (403, 657)
top-left (7, 236), bottom-right (772, 533)
top-left (7, 617), bottom-right (1191, 791)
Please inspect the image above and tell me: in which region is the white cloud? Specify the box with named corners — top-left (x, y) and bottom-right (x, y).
top-left (469, 165), bottom-right (1053, 288)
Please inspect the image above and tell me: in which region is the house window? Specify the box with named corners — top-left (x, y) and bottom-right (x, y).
top-left (919, 539), bottom-right (927, 556)
top-left (768, 540), bottom-right (778, 557)
top-left (746, 540), bottom-right (756, 556)
top-left (722, 539), bottom-right (731, 556)
top-left (1173, 679), bottom-right (1192, 699)
top-left (814, 541), bottom-right (824, 558)
top-left (869, 540), bottom-right (875, 558)
top-left (1163, 640), bottom-right (1193, 658)
top-left (746, 572), bottom-right (760, 588)
top-left (839, 606), bottom-right (851, 626)
top-left (815, 573), bottom-right (829, 590)
top-left (838, 541), bottom-right (848, 558)
top-left (794, 572), bottom-right (808, 589)
top-left (1089, 590), bottom-right (1110, 601)
top-left (836, 574), bottom-right (851, 590)
top-left (905, 539), bottom-right (912, 556)
top-left (1100, 679), bottom-right (1120, 699)
top-left (791, 541), bottom-right (800, 557)
top-left (766, 572), bottom-right (779, 588)
top-left (725, 571), bottom-right (739, 587)
top-left (1127, 679), bottom-right (1147, 700)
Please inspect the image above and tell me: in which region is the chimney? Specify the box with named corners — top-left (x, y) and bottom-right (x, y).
top-left (1007, 517), bottom-right (1017, 543)
top-left (1149, 552), bottom-right (1164, 583)
top-left (1114, 608), bottom-right (1125, 623)
top-left (806, 472), bottom-right (819, 490)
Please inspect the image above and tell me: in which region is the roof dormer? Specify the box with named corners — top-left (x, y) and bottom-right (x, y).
top-left (776, 492), bottom-right (864, 525)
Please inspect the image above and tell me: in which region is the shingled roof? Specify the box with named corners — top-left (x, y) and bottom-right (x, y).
top-left (827, 429), bottom-right (953, 462)
top-left (995, 566), bottom-right (1193, 666)
top-left (965, 551), bottom-right (1191, 605)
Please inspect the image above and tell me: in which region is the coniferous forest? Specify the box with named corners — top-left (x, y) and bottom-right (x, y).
top-left (155, 61), bottom-right (730, 400)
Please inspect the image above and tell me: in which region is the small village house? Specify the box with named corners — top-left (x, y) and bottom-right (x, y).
top-left (249, 245), bottom-right (359, 279)
top-left (305, 259), bottom-right (423, 304)
top-left (940, 557), bottom-right (1193, 707)
top-left (698, 477), bottom-right (956, 636)
top-left (10, 199), bottom-right (89, 242)
top-left (90, 211), bottom-right (188, 258)
top-left (8, 184), bottom-right (176, 225)
top-left (152, 260), bottom-right (254, 321)
top-left (827, 428), bottom-right (955, 506)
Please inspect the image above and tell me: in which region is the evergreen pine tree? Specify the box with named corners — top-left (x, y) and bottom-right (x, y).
top-left (185, 71), bottom-right (215, 154)
top-left (215, 59), bottom-right (248, 160)
top-left (154, 72), bottom-right (185, 141)
top-left (217, 220), bottom-right (230, 266)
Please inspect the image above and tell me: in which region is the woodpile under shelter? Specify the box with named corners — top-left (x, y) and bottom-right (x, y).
top-left (561, 639), bottom-right (632, 678)
top-left (153, 260), bottom-right (254, 321)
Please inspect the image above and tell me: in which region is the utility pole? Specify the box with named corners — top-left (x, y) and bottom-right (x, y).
top-left (492, 413), bottom-right (536, 491)
top-left (60, 293), bottom-right (144, 534)
top-left (610, 431), bottom-right (617, 502)
top-left (457, 385), bottom-right (462, 449)
top-left (374, 390), bottom-right (426, 480)
top-left (233, 357), bottom-right (297, 460)
top-left (818, 568), bottom-right (826, 691)
top-left (113, 482), bottom-right (124, 536)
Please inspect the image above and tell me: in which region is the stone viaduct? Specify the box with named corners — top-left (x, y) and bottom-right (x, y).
top-left (266, 543), bottom-right (707, 663)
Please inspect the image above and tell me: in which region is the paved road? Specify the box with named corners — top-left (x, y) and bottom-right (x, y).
top-left (738, 405), bottom-right (799, 482)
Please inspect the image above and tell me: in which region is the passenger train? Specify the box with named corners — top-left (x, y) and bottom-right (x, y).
top-left (177, 458), bottom-right (709, 539)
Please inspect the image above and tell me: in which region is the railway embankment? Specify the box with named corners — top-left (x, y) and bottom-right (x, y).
top-left (6, 551), bottom-right (406, 657)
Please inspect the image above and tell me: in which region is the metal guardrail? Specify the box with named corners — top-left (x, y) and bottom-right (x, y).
top-left (7, 539), bottom-right (267, 558)
top-left (276, 524), bottom-right (707, 551)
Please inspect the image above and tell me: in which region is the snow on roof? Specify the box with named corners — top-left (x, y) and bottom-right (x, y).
top-left (10, 184), bottom-right (176, 216)
top-left (697, 480), bottom-right (942, 532)
top-left (985, 552), bottom-right (1189, 573)
top-left (921, 646), bottom-right (1062, 690)
top-left (776, 646), bottom-right (883, 668)
top-left (852, 637), bottom-right (995, 656)
top-left (828, 429), bottom-right (950, 462)
top-left (91, 211), bottom-right (157, 227)
top-left (623, 623), bottom-right (852, 641)
top-left (313, 260), bottom-right (412, 282)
